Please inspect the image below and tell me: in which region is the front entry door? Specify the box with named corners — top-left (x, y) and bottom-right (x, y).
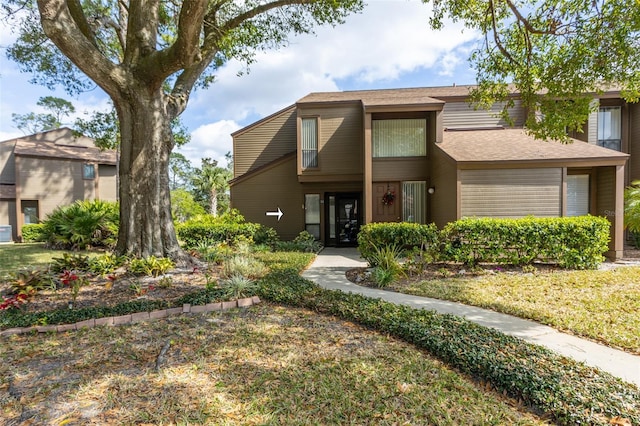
top-left (326, 193), bottom-right (361, 246)
top-left (372, 182), bottom-right (401, 223)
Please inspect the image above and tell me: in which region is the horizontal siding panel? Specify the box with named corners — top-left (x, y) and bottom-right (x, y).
top-left (231, 157), bottom-right (304, 241)
top-left (372, 158), bottom-right (428, 181)
top-left (443, 100), bottom-right (525, 129)
top-left (461, 168), bottom-right (561, 217)
top-left (0, 142), bottom-right (16, 184)
top-left (234, 108), bottom-right (296, 177)
top-left (301, 105), bottom-right (363, 177)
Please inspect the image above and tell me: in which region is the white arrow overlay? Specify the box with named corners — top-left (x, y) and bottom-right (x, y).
top-left (265, 207), bottom-right (284, 221)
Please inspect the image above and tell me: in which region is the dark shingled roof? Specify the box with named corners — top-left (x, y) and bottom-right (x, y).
top-left (439, 128), bottom-right (629, 164)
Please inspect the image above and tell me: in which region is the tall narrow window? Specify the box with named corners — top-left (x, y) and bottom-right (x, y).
top-left (402, 181), bottom-right (426, 223)
top-left (566, 175), bottom-right (589, 216)
top-left (598, 106), bottom-right (621, 151)
top-left (301, 118), bottom-right (318, 168)
top-left (21, 200), bottom-right (39, 224)
top-left (373, 119), bottom-right (427, 157)
top-left (305, 194), bottom-right (320, 239)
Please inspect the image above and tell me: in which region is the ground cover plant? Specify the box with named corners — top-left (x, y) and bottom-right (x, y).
top-left (0, 304), bottom-right (547, 425)
top-left (258, 269), bottom-right (640, 425)
top-left (348, 264), bottom-right (640, 354)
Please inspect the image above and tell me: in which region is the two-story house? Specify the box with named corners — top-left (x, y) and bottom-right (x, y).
top-left (0, 127), bottom-right (118, 242)
top-left (230, 85), bottom-right (634, 259)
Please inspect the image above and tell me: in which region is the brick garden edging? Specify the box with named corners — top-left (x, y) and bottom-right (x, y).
top-left (0, 296), bottom-right (261, 336)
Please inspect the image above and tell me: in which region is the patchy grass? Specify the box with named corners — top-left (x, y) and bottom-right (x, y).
top-left (386, 266), bottom-right (640, 354)
top-left (0, 304), bottom-right (545, 425)
top-left (0, 243), bottom-right (96, 278)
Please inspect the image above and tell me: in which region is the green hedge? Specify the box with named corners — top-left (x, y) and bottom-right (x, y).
top-left (441, 216), bottom-right (610, 269)
top-left (176, 211), bottom-right (277, 249)
top-left (21, 224), bottom-right (45, 242)
top-left (357, 222), bottom-right (439, 265)
top-left (257, 270), bottom-right (640, 425)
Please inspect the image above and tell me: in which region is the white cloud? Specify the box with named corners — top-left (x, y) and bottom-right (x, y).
top-left (188, 0), bottom-right (480, 127)
top-left (178, 120), bottom-right (241, 168)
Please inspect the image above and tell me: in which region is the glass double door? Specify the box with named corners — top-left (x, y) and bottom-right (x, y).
top-left (326, 193), bottom-right (361, 246)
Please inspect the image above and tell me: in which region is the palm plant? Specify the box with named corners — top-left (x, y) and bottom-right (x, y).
top-left (192, 158), bottom-right (232, 217)
top-left (625, 181), bottom-right (640, 247)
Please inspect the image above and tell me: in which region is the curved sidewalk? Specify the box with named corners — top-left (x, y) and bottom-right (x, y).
top-left (301, 247), bottom-right (640, 387)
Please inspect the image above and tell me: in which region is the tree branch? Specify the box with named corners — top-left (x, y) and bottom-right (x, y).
top-left (36, 0), bottom-right (123, 96)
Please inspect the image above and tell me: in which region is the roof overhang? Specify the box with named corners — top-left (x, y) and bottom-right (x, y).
top-left (438, 128), bottom-right (629, 169)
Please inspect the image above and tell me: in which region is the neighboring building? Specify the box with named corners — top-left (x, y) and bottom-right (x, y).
top-left (0, 128), bottom-right (118, 241)
top-left (230, 85), bottom-right (634, 259)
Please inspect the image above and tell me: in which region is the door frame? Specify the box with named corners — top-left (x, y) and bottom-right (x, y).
top-left (325, 192), bottom-right (362, 247)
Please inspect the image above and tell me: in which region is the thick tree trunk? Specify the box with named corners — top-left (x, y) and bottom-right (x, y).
top-left (114, 89), bottom-right (188, 263)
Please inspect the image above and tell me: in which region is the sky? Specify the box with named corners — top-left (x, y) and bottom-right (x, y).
top-left (0, 0), bottom-right (481, 169)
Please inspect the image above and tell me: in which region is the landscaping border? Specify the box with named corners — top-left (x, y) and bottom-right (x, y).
top-left (0, 296), bottom-right (261, 336)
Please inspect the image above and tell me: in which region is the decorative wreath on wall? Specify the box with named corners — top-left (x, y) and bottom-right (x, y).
top-left (382, 190), bottom-right (395, 206)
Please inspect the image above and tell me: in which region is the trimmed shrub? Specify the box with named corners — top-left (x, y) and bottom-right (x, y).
top-left (441, 216), bottom-right (610, 269)
top-left (21, 224), bottom-right (45, 242)
top-left (176, 211), bottom-right (275, 249)
top-left (257, 269), bottom-right (640, 426)
top-left (40, 200), bottom-right (119, 250)
top-left (357, 222), bottom-right (439, 266)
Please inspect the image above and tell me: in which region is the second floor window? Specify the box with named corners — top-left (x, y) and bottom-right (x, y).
top-left (301, 117), bottom-right (318, 168)
top-left (373, 118), bottom-right (427, 158)
top-left (598, 106), bottom-right (621, 151)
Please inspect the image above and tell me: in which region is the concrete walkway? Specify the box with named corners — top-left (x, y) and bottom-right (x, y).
top-left (301, 247), bottom-right (640, 387)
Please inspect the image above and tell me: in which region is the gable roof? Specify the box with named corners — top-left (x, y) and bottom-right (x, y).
top-left (439, 128), bottom-right (629, 166)
top-left (2, 128), bottom-right (117, 164)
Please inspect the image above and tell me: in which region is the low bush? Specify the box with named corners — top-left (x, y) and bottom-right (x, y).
top-left (21, 224), bottom-right (45, 242)
top-left (40, 200), bottom-right (119, 250)
top-left (442, 216), bottom-right (610, 269)
top-left (257, 268), bottom-right (640, 426)
top-left (273, 230), bottom-right (323, 253)
top-left (222, 255), bottom-right (268, 279)
top-left (177, 211), bottom-right (275, 249)
top-left (127, 256), bottom-right (175, 277)
top-left (358, 222), bottom-right (439, 266)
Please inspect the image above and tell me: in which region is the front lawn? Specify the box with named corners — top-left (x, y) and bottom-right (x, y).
top-left (0, 243), bottom-right (96, 278)
top-left (384, 266), bottom-right (640, 354)
top-left (0, 305), bottom-right (545, 425)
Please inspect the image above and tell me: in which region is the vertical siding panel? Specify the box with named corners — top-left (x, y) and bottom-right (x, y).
top-left (460, 169), bottom-right (562, 217)
top-left (587, 99), bottom-right (599, 144)
top-left (0, 141), bottom-right (16, 184)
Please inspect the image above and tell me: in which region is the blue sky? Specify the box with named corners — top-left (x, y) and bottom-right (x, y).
top-left (0, 0), bottom-right (480, 168)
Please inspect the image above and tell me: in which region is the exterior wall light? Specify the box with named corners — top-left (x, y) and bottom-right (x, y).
top-left (428, 187), bottom-right (435, 194)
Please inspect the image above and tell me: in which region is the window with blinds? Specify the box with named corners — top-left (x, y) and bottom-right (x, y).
top-left (301, 117), bottom-right (318, 168)
top-left (373, 119), bottom-right (427, 157)
top-left (566, 174), bottom-right (589, 216)
top-left (402, 181), bottom-right (426, 223)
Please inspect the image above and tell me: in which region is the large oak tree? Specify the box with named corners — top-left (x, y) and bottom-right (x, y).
top-left (5, 0), bottom-right (363, 262)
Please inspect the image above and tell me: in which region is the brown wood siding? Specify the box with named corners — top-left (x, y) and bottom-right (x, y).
top-left (98, 165), bottom-right (118, 201)
top-left (595, 166), bottom-right (616, 245)
top-left (429, 145), bottom-right (458, 228)
top-left (629, 103), bottom-right (640, 183)
top-left (442, 100), bottom-right (525, 129)
top-left (18, 157), bottom-right (92, 220)
top-left (460, 168), bottom-right (562, 218)
top-left (230, 156), bottom-right (304, 241)
top-left (372, 157), bottom-right (428, 181)
top-left (0, 200), bottom-right (17, 240)
top-left (298, 105), bottom-right (363, 179)
top-left (233, 107), bottom-right (297, 178)
top-left (0, 141), bottom-right (16, 184)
